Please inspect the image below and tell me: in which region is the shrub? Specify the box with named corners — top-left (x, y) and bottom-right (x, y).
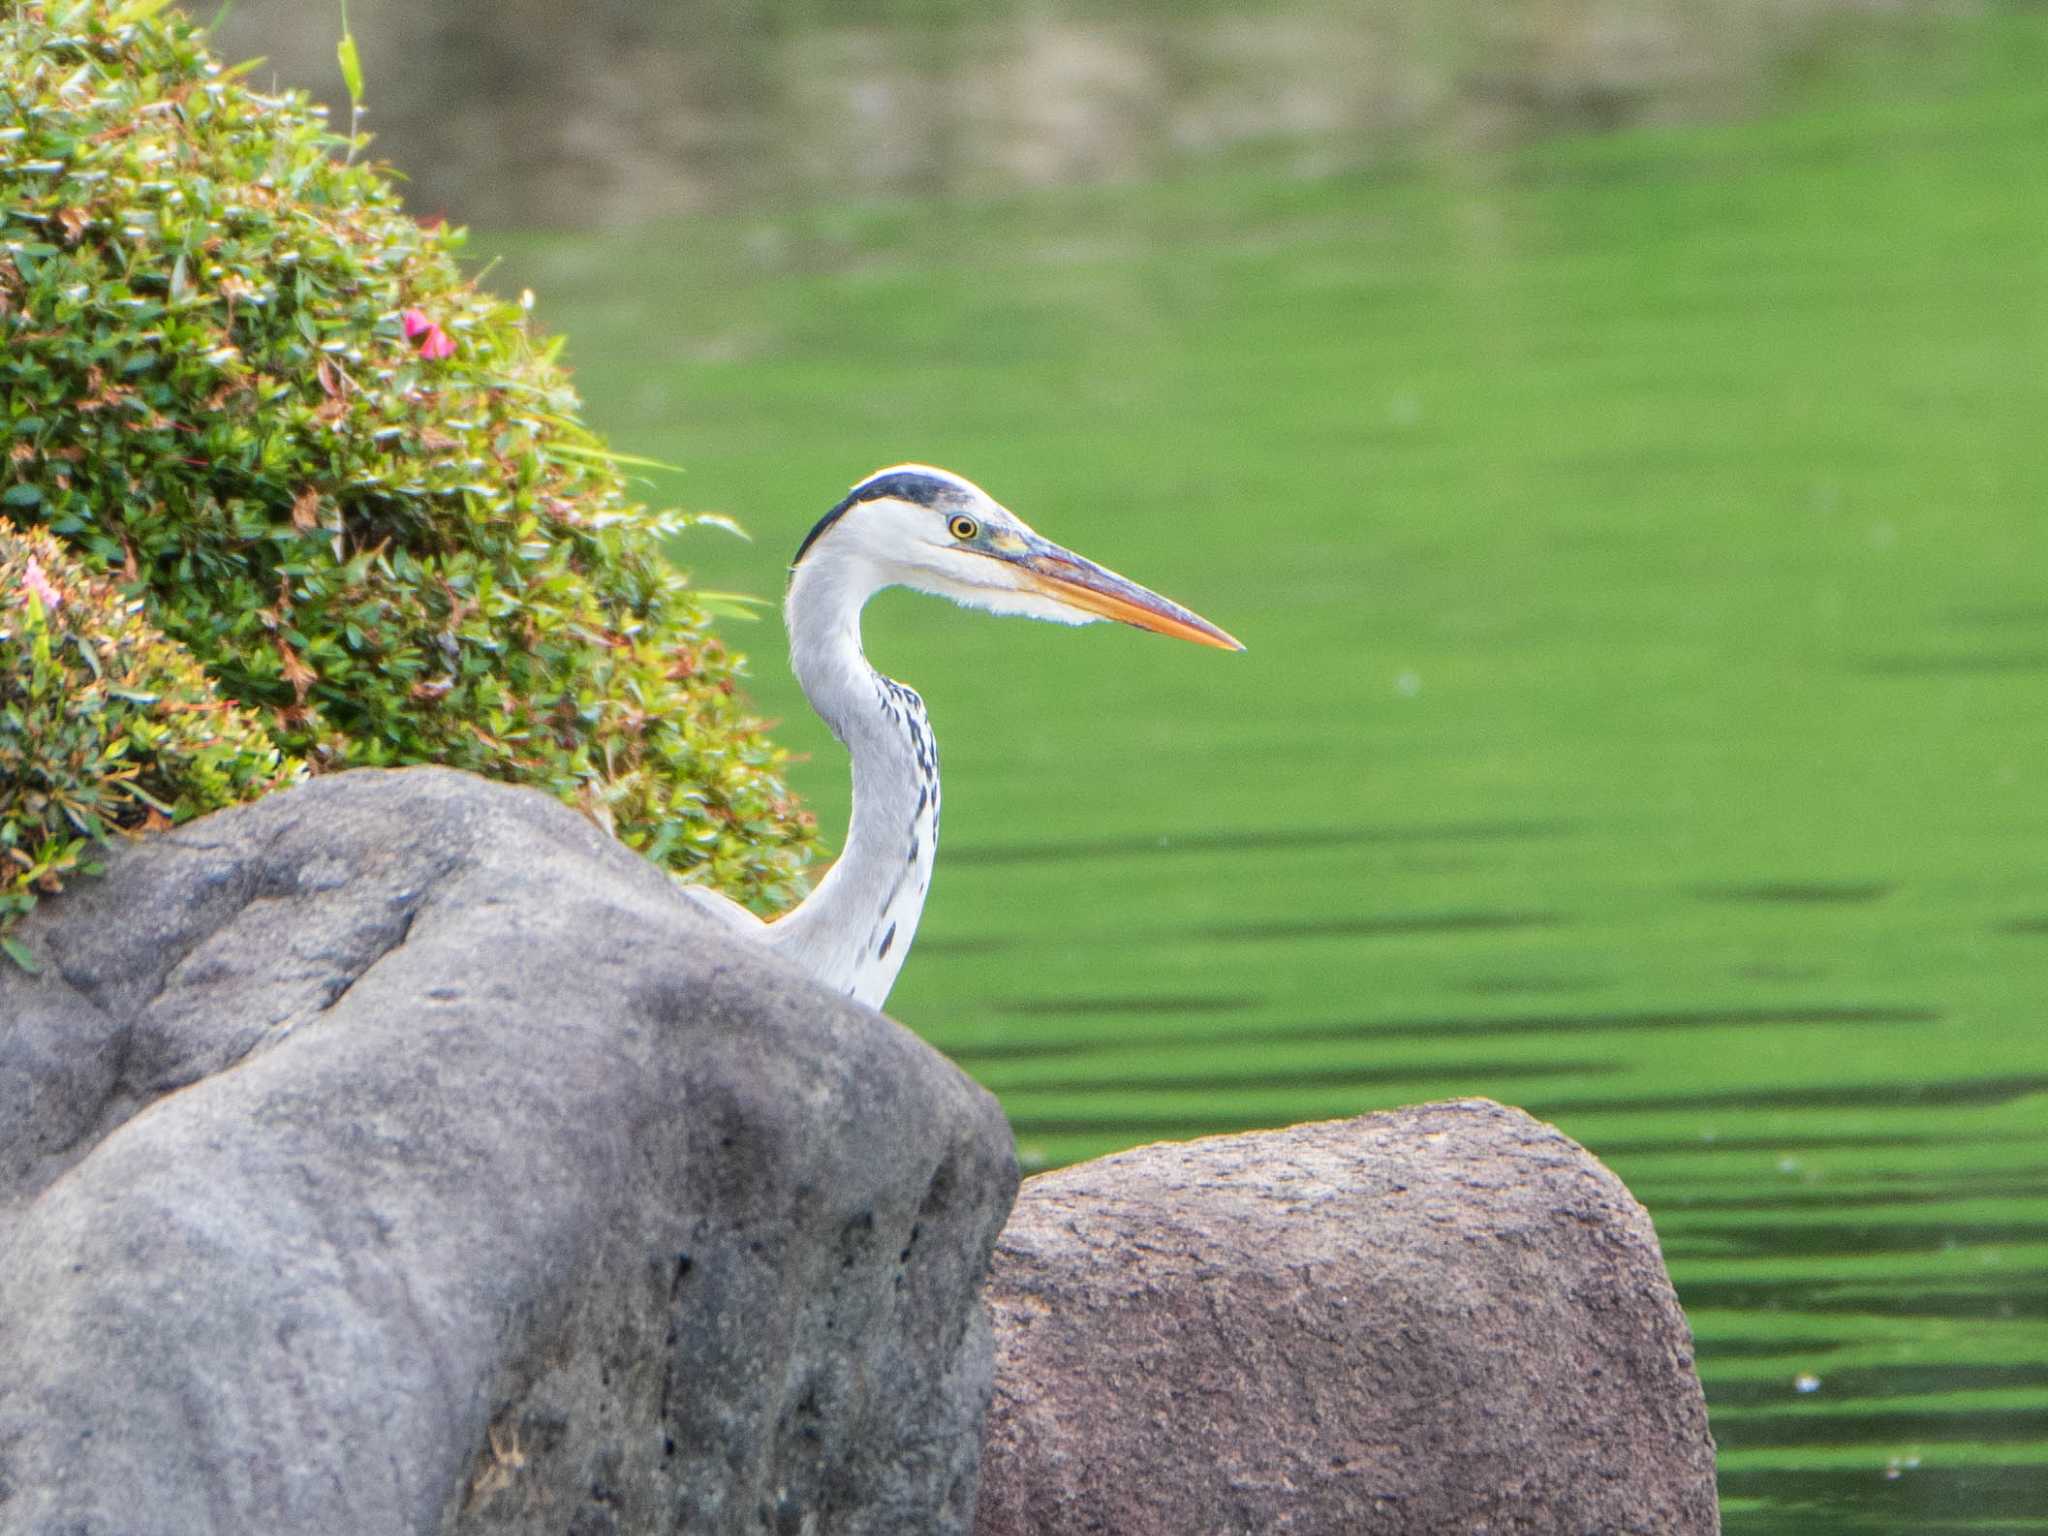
top-left (0, 524), bottom-right (297, 962)
top-left (0, 0), bottom-right (816, 941)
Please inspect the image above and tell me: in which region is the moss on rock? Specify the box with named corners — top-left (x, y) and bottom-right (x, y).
top-left (1, 0), bottom-right (816, 939)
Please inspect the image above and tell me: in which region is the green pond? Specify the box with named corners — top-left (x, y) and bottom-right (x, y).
top-left (481, 10), bottom-right (2048, 1529)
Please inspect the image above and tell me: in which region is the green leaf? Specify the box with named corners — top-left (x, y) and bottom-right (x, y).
top-left (684, 512), bottom-right (751, 541)
top-left (0, 0), bottom-right (816, 931)
top-left (0, 936), bottom-right (40, 975)
top-left (692, 592), bottom-right (769, 622)
top-left (336, 30), bottom-right (364, 108)
top-left (542, 441), bottom-right (683, 474)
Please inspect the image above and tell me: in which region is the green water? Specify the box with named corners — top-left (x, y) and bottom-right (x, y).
top-left (480, 10), bottom-right (2048, 1529)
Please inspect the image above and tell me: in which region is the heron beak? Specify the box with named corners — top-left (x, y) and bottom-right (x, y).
top-left (999, 532), bottom-right (1245, 651)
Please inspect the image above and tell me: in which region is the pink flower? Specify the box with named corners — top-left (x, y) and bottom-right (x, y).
top-left (401, 307), bottom-right (457, 360)
top-left (20, 557), bottom-right (61, 613)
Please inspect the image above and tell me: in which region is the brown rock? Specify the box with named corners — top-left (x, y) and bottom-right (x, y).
top-left (975, 1099), bottom-right (1718, 1536)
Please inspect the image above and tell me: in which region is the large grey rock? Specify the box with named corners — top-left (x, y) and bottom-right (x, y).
top-left (0, 767), bottom-right (1018, 1535)
top-left (977, 1100), bottom-right (1718, 1536)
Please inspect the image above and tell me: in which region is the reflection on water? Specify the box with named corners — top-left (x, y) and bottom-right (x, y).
top-left (1855, 650), bottom-right (2048, 675)
top-left (949, 1002), bottom-right (1940, 1060)
top-left (997, 992), bottom-right (1263, 1015)
top-left (949, 816), bottom-right (1575, 865)
top-left (219, 0), bottom-right (1962, 226)
top-left (442, 4), bottom-right (2048, 1531)
top-left (1555, 1077), bottom-right (2048, 1115)
top-left (1197, 909), bottom-right (1561, 941)
top-left (1713, 1364), bottom-right (2048, 1404)
top-left (992, 1059), bottom-right (1621, 1102)
top-left (1677, 1279), bottom-right (2048, 1323)
top-left (1726, 1466), bottom-right (2048, 1535)
top-left (1691, 881), bottom-right (1895, 904)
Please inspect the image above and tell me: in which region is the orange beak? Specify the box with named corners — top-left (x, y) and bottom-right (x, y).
top-left (1003, 534), bottom-right (1244, 652)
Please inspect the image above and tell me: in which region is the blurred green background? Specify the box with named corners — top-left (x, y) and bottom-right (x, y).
top-left (226, 0), bottom-right (2047, 1527)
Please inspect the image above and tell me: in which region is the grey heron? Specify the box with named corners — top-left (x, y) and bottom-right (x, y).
top-left (683, 465), bottom-right (1242, 1008)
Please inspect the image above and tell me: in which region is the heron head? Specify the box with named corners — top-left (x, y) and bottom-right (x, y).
top-left (792, 464), bottom-right (1243, 651)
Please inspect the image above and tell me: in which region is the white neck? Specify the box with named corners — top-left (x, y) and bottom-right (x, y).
top-left (763, 548), bottom-right (940, 1009)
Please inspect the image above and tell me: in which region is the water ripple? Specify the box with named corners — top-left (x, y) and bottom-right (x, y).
top-left (947, 818), bottom-right (1578, 867)
top-left (993, 1057), bottom-right (1616, 1097)
top-left (946, 1003), bottom-right (1937, 1064)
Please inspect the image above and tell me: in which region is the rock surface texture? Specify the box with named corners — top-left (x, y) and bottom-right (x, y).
top-left (976, 1100), bottom-right (1719, 1536)
top-left (0, 768), bottom-right (1018, 1536)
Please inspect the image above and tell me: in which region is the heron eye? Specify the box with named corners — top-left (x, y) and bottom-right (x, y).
top-left (948, 514), bottom-right (980, 541)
